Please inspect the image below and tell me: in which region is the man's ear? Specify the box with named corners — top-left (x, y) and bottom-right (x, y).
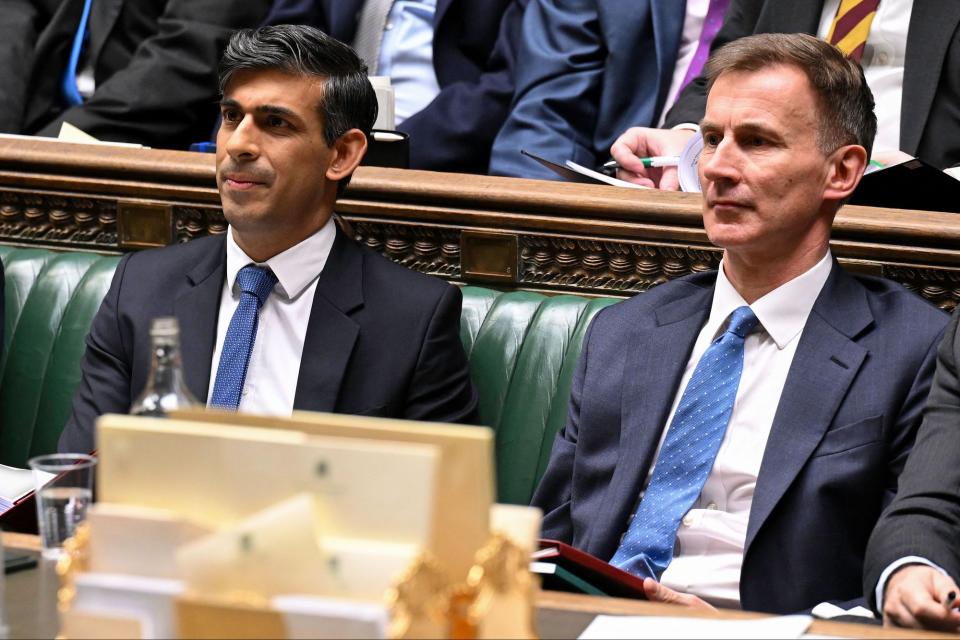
top-left (823, 144), bottom-right (868, 202)
top-left (325, 129), bottom-right (368, 182)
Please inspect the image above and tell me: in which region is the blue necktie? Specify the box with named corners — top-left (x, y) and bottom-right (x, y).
top-left (209, 265), bottom-right (278, 410)
top-left (62, 0), bottom-right (94, 106)
top-left (610, 305), bottom-right (759, 578)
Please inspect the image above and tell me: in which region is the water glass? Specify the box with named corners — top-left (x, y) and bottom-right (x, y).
top-left (27, 454), bottom-right (96, 561)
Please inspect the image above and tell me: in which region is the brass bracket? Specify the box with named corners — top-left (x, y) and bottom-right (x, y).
top-left (461, 231), bottom-right (518, 283)
top-left (117, 201), bottom-right (174, 249)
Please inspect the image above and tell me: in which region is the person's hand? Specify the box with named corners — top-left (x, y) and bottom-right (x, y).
top-left (609, 127), bottom-right (696, 190)
top-left (642, 577), bottom-right (717, 611)
top-left (883, 564), bottom-right (960, 631)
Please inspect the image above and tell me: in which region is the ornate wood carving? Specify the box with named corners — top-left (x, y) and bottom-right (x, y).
top-left (883, 264), bottom-right (960, 312)
top-left (0, 190), bottom-right (117, 248)
top-left (519, 235), bottom-right (721, 295)
top-left (174, 206), bottom-right (227, 243)
top-left (350, 220), bottom-right (461, 279)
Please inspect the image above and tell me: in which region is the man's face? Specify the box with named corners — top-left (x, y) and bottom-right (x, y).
top-left (698, 65), bottom-right (836, 262)
top-left (216, 69), bottom-right (336, 253)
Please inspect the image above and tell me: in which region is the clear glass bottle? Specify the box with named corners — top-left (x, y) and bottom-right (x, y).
top-left (129, 317), bottom-right (197, 417)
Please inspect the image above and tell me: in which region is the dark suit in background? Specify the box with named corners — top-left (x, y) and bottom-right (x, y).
top-left (0, 0), bottom-right (270, 148)
top-left (489, 0), bottom-right (686, 180)
top-left (864, 309), bottom-right (960, 611)
top-left (533, 265), bottom-right (946, 613)
top-left (58, 230), bottom-right (478, 454)
top-left (663, 0), bottom-right (960, 169)
top-left (264, 0), bottom-right (527, 173)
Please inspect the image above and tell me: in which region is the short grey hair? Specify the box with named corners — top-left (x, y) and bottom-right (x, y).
top-left (705, 32), bottom-right (877, 158)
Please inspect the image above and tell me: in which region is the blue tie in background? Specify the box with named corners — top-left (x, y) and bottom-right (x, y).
top-left (610, 305), bottom-right (759, 578)
top-left (62, 0), bottom-right (94, 106)
top-left (210, 265), bottom-right (278, 410)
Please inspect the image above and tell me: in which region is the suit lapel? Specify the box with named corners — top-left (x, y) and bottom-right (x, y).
top-left (901, 0), bottom-right (960, 155)
top-left (435, 0), bottom-right (454, 29)
top-left (174, 235), bottom-right (227, 402)
top-left (744, 265), bottom-right (872, 553)
top-left (586, 281), bottom-right (713, 558)
top-left (86, 0), bottom-right (124, 71)
top-left (293, 230), bottom-right (365, 412)
top-left (649, 0), bottom-right (686, 109)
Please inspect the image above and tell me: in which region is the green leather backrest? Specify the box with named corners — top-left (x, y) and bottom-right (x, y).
top-left (0, 251), bottom-right (617, 506)
top-left (0, 248), bottom-right (120, 467)
top-left (461, 287), bottom-right (618, 505)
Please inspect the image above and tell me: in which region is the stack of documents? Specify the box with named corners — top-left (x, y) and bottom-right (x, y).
top-left (0, 464), bottom-right (52, 514)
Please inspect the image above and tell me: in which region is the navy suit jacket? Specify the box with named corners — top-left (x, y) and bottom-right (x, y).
top-left (265, 0), bottom-right (527, 173)
top-left (664, 0), bottom-right (960, 169)
top-left (489, 0), bottom-right (686, 180)
top-left (532, 264), bottom-right (947, 613)
top-left (58, 229), bottom-right (478, 454)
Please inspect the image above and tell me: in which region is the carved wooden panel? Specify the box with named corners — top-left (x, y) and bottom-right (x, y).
top-left (519, 236), bottom-right (721, 295)
top-left (350, 220), bottom-right (460, 279)
top-left (0, 190), bottom-right (117, 248)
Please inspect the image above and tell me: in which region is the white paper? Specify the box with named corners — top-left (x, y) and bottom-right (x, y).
top-left (0, 464), bottom-right (52, 503)
top-left (369, 76), bottom-right (396, 131)
top-left (565, 160), bottom-right (650, 189)
top-left (578, 614), bottom-right (812, 640)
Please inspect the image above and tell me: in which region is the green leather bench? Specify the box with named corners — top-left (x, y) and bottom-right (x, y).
top-left (0, 247), bottom-right (618, 505)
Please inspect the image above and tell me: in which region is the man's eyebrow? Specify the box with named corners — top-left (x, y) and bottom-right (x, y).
top-left (699, 119), bottom-right (720, 131)
top-left (255, 104), bottom-right (300, 119)
top-left (217, 100), bottom-right (302, 121)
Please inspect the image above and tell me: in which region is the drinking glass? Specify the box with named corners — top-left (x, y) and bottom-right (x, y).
top-left (27, 454), bottom-right (96, 560)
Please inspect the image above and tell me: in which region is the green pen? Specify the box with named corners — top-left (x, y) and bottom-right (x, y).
top-left (603, 156), bottom-right (681, 170)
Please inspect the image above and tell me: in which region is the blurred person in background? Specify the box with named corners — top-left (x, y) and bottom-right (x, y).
top-left (0, 0), bottom-right (271, 149)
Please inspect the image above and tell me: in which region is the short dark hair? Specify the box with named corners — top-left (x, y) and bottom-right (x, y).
top-left (704, 33), bottom-right (877, 158)
top-left (219, 25), bottom-right (377, 195)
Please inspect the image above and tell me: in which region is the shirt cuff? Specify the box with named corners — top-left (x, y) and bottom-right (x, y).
top-left (875, 556), bottom-right (949, 612)
top-left (671, 123), bottom-right (700, 132)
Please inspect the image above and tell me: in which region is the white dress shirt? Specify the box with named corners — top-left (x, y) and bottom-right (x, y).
top-left (649, 251), bottom-right (834, 608)
top-left (378, 0), bottom-right (442, 123)
top-left (206, 219), bottom-right (336, 416)
top-left (817, 0), bottom-right (912, 156)
top-left (658, 0), bottom-right (710, 126)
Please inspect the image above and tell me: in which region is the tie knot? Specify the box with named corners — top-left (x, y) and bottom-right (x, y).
top-left (726, 305), bottom-right (759, 339)
top-left (236, 265), bottom-right (277, 307)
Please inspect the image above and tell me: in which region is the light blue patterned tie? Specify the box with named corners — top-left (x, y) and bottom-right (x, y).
top-left (209, 265), bottom-right (277, 410)
top-left (610, 305), bottom-right (759, 578)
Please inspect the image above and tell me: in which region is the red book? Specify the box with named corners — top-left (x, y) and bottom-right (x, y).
top-left (532, 539), bottom-right (650, 599)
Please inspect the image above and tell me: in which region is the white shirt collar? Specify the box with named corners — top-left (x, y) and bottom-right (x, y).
top-left (224, 218), bottom-right (336, 301)
top-left (707, 251), bottom-right (834, 349)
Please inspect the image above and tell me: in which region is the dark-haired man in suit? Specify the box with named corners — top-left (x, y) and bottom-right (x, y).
top-left (532, 33), bottom-right (947, 613)
top-left (59, 24), bottom-right (477, 454)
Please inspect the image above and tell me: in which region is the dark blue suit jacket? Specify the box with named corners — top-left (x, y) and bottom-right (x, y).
top-left (58, 229), bottom-right (478, 454)
top-left (489, 0), bottom-right (685, 180)
top-left (265, 0), bottom-right (527, 173)
top-left (532, 264), bottom-right (947, 613)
